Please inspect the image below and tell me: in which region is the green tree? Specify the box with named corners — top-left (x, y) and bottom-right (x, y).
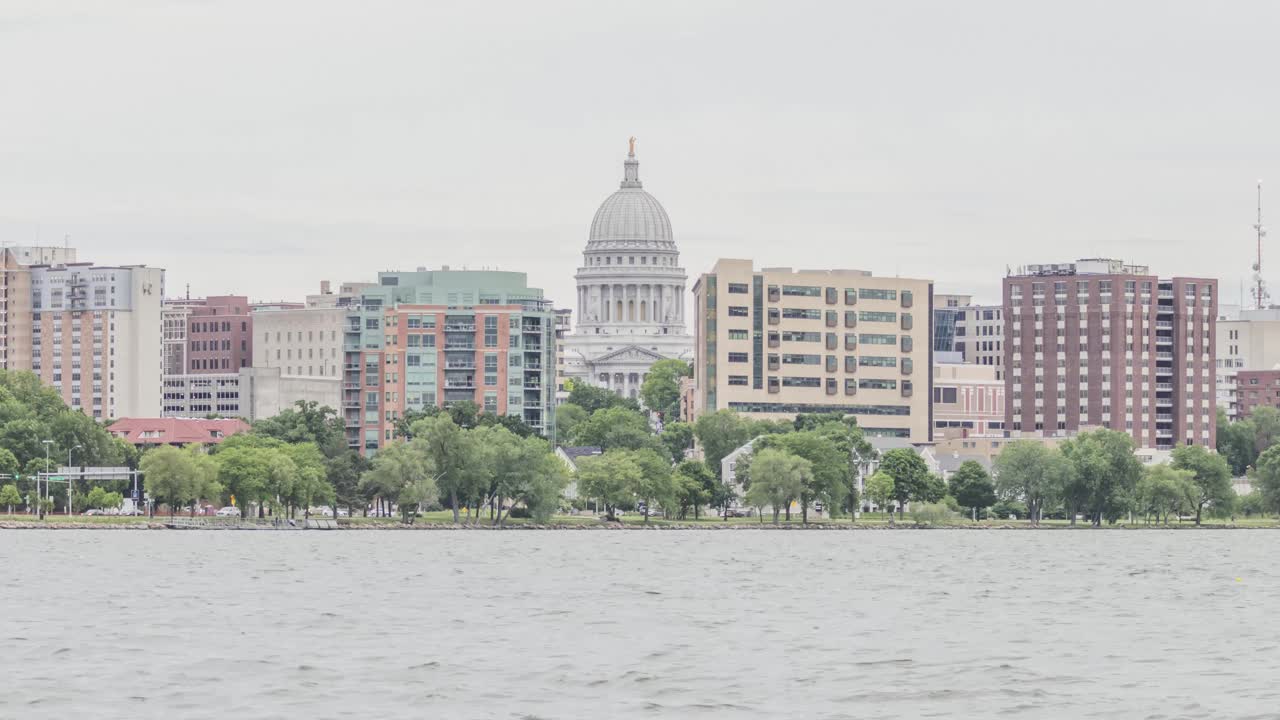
top-left (573, 406), bottom-right (658, 452)
top-left (141, 445), bottom-right (194, 517)
top-left (576, 451), bottom-right (642, 521)
top-left (0, 448), bottom-right (19, 480)
top-left (326, 451), bottom-right (369, 518)
top-left (744, 448), bottom-right (810, 523)
top-left (283, 442), bottom-right (331, 518)
top-left (659, 421), bottom-right (694, 463)
top-left (673, 459), bottom-right (715, 519)
top-left (1216, 408), bottom-right (1256, 476)
top-left (638, 359), bottom-right (691, 420)
top-left (879, 448), bottom-right (930, 519)
top-left (1251, 444), bottom-right (1280, 515)
top-left (693, 410), bottom-right (750, 480)
top-left (252, 400), bottom-right (347, 458)
top-left (1238, 490), bottom-right (1267, 518)
top-left (412, 414), bottom-right (473, 522)
top-left (1135, 464), bottom-right (1196, 524)
top-left (0, 483), bottom-right (20, 514)
top-left (566, 381), bottom-right (639, 413)
top-left (992, 441), bottom-right (1068, 526)
top-left (359, 439), bottom-right (436, 524)
top-left (483, 428), bottom-right (549, 526)
top-left (865, 471), bottom-right (895, 519)
top-left (1251, 406), bottom-right (1280, 455)
top-left (1170, 444), bottom-right (1234, 525)
top-left (185, 445), bottom-right (224, 516)
top-left (555, 404), bottom-right (589, 443)
top-left (755, 431), bottom-right (847, 523)
top-left (629, 448), bottom-right (677, 523)
top-left (1059, 429), bottom-right (1142, 526)
top-left (949, 461), bottom-right (996, 520)
top-left (213, 441), bottom-right (272, 518)
top-left (519, 451), bottom-right (569, 523)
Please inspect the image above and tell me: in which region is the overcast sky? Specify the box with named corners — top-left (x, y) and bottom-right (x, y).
top-left (3, 0), bottom-right (1279, 315)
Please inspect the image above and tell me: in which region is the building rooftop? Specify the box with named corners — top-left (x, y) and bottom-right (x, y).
top-left (108, 417), bottom-right (251, 446)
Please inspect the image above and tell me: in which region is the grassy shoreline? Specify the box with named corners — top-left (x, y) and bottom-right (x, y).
top-left (1, 512), bottom-right (1278, 530)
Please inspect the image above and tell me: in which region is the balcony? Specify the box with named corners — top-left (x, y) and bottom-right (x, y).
top-left (444, 343), bottom-right (476, 351)
top-left (522, 325), bottom-right (543, 333)
top-left (1155, 383), bottom-right (1173, 391)
top-left (1158, 290), bottom-right (1174, 299)
top-left (1155, 398), bottom-right (1173, 407)
top-left (1155, 321), bottom-right (1173, 329)
top-left (524, 381), bottom-right (543, 390)
top-left (1155, 336), bottom-right (1172, 345)
top-left (525, 362), bottom-right (543, 370)
top-left (344, 382), bottom-right (360, 390)
top-left (444, 324), bottom-right (476, 332)
top-left (445, 380), bottom-right (476, 389)
top-left (1155, 352), bottom-right (1173, 360)
top-left (445, 361), bottom-right (476, 370)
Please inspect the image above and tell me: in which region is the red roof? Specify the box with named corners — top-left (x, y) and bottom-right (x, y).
top-left (107, 417), bottom-right (251, 446)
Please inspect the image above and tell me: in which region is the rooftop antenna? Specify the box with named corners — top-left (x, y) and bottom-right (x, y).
top-left (1254, 180), bottom-right (1269, 310)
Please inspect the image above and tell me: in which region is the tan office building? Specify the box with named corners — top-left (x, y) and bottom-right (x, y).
top-left (691, 259), bottom-right (933, 441)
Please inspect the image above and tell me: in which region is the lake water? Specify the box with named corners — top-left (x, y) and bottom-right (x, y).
top-left (2, 529), bottom-right (1277, 719)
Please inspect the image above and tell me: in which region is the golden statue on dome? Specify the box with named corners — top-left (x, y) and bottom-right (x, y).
top-left (628, 136), bottom-right (637, 157)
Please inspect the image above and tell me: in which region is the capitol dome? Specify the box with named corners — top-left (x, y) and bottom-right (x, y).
top-left (586, 145), bottom-right (674, 249)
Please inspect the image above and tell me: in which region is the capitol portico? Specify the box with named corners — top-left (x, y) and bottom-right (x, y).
top-left (561, 140), bottom-right (694, 402)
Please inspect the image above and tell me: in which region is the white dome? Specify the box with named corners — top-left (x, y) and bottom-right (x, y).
top-left (585, 150), bottom-right (675, 249)
top-left (588, 188), bottom-right (673, 248)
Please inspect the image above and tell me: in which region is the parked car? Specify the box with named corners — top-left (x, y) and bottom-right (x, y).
top-left (215, 506), bottom-right (241, 517)
top-left (118, 508), bottom-right (144, 516)
top-left (82, 509), bottom-right (102, 516)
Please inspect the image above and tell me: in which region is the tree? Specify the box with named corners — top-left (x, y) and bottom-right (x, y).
top-left (576, 451), bottom-right (642, 521)
top-left (283, 442), bottom-right (330, 518)
top-left (1238, 490), bottom-right (1267, 518)
top-left (639, 359), bottom-right (691, 420)
top-left (1135, 464), bottom-right (1195, 524)
top-left (629, 448), bottom-right (677, 523)
top-left (141, 445), bottom-right (194, 517)
top-left (1251, 444), bottom-right (1280, 515)
top-left (413, 415), bottom-right (473, 522)
top-left (693, 410), bottom-right (750, 480)
top-left (1170, 445), bottom-right (1234, 525)
top-left (555, 404), bottom-right (589, 443)
top-left (1251, 406), bottom-right (1280, 455)
top-left (659, 421), bottom-right (694, 463)
top-left (1216, 408), bottom-right (1256, 476)
top-left (185, 445), bottom-right (224, 516)
top-left (213, 441), bottom-right (272, 518)
top-left (949, 461), bottom-right (996, 520)
top-left (484, 428), bottom-right (546, 526)
top-left (566, 381), bottom-right (639, 414)
top-left (252, 400), bottom-right (347, 458)
top-left (673, 459), bottom-right (715, 519)
top-left (865, 470), bottom-right (896, 520)
top-left (1060, 429), bottom-right (1142, 526)
top-left (0, 448), bottom-right (19, 480)
top-left (992, 441), bottom-right (1068, 526)
top-left (359, 439), bottom-right (436, 523)
top-left (0, 483), bottom-right (19, 514)
top-left (573, 406), bottom-right (658, 452)
top-left (518, 452), bottom-right (569, 523)
top-left (755, 431), bottom-right (847, 523)
top-left (744, 449), bottom-right (809, 523)
top-left (326, 451), bottom-right (369, 518)
top-left (879, 448), bottom-right (930, 519)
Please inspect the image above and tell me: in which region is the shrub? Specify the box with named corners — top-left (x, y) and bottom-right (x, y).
top-left (507, 506), bottom-right (532, 519)
top-left (910, 502), bottom-right (958, 526)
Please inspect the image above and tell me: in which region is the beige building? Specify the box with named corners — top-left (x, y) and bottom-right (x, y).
top-left (30, 262), bottom-right (164, 418)
top-left (252, 306), bottom-right (345, 378)
top-left (691, 259), bottom-right (933, 441)
top-left (1216, 308), bottom-right (1280, 418)
top-left (161, 367), bottom-right (339, 420)
top-left (932, 361), bottom-right (1005, 438)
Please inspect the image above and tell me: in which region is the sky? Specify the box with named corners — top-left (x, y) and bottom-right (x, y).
top-left (3, 0), bottom-right (1280, 315)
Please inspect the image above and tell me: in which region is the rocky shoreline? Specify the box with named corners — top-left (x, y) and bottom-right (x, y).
top-left (0, 520), bottom-right (1270, 530)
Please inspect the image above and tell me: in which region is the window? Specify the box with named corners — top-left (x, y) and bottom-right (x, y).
top-left (844, 289), bottom-right (857, 305)
top-left (727, 329), bottom-right (749, 340)
top-left (782, 308), bottom-right (821, 320)
top-left (727, 283), bottom-right (749, 294)
top-left (859, 311), bottom-right (897, 323)
top-left (780, 331), bottom-right (821, 342)
top-left (727, 375), bottom-right (749, 386)
top-left (727, 352), bottom-right (749, 363)
top-left (933, 387), bottom-right (958, 403)
top-left (781, 377), bottom-right (821, 387)
top-left (859, 333), bottom-right (897, 345)
top-left (859, 288), bottom-right (897, 301)
top-left (859, 356), bottom-right (897, 367)
top-left (859, 379), bottom-right (897, 390)
top-left (728, 306), bottom-right (749, 317)
top-left (782, 285), bottom-right (821, 297)
top-left (781, 354), bottom-right (821, 365)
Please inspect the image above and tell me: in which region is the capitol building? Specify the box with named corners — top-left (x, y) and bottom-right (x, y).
top-left (560, 141), bottom-right (694, 401)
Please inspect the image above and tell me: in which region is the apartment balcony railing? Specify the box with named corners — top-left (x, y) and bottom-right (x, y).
top-left (444, 324), bottom-right (476, 332)
top-left (444, 381), bottom-right (476, 389)
top-left (445, 343), bottom-right (476, 351)
top-left (445, 362), bottom-right (476, 370)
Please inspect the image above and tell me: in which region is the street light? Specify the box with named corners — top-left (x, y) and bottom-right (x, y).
top-left (67, 445), bottom-right (82, 516)
top-left (40, 440), bottom-right (53, 520)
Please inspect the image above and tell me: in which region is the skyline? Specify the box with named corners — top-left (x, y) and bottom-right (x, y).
top-left (4, 1), bottom-right (1280, 312)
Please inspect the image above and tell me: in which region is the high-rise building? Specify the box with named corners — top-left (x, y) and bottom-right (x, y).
top-left (1003, 258), bottom-right (1216, 450)
top-left (691, 259), bottom-right (934, 441)
top-left (340, 269), bottom-right (556, 454)
top-left (185, 296), bottom-right (253, 373)
top-left (955, 304), bottom-right (1005, 378)
top-left (253, 305), bottom-right (346, 379)
top-left (29, 261), bottom-right (164, 418)
top-left (561, 142), bottom-right (694, 404)
top-left (1214, 307), bottom-right (1280, 419)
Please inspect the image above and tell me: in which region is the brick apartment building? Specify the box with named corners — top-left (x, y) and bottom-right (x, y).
top-left (1003, 258), bottom-right (1216, 450)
